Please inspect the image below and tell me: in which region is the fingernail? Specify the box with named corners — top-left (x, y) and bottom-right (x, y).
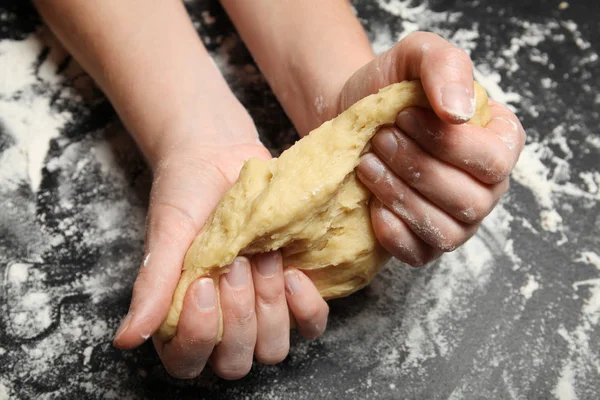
top-left (255, 252), bottom-right (280, 278)
top-left (225, 257), bottom-right (250, 288)
top-left (114, 311), bottom-right (133, 342)
top-left (440, 83), bottom-right (474, 122)
top-left (195, 278), bottom-right (215, 310)
top-left (396, 111), bottom-right (421, 138)
top-left (372, 129), bottom-right (398, 160)
top-left (357, 154), bottom-right (386, 183)
top-left (284, 270), bottom-right (302, 295)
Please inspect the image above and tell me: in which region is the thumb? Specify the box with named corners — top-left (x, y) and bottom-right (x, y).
top-left (113, 158), bottom-right (230, 349)
top-left (338, 31), bottom-right (475, 124)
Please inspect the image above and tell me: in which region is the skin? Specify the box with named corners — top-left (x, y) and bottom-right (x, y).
top-left (33, 0), bottom-right (525, 380)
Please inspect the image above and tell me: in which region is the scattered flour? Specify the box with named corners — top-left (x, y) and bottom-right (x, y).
top-left (576, 252), bottom-right (600, 271)
top-left (0, 27), bottom-right (146, 398)
top-left (0, 381), bottom-right (11, 400)
top-left (0, 33), bottom-right (73, 193)
top-left (0, 0), bottom-right (598, 398)
top-left (554, 362), bottom-right (578, 400)
top-left (520, 275), bottom-right (540, 299)
top-left (314, 95), bottom-right (325, 116)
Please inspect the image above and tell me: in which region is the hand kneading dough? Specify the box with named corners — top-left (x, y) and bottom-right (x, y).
top-left (157, 80), bottom-right (491, 341)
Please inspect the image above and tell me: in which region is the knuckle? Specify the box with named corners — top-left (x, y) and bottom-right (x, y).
top-left (458, 192), bottom-right (491, 224)
top-left (230, 302), bottom-right (255, 325)
top-left (430, 226), bottom-right (462, 252)
top-left (488, 155), bottom-right (512, 183)
top-left (386, 241), bottom-right (425, 268)
top-left (297, 301), bottom-right (328, 326)
top-left (441, 46), bottom-right (472, 66)
top-left (147, 198), bottom-right (201, 250)
top-left (375, 220), bottom-right (400, 252)
top-left (301, 319), bottom-right (328, 340)
top-left (131, 268), bottom-right (152, 300)
top-left (188, 333), bottom-right (217, 349)
top-left (257, 289), bottom-right (285, 309)
top-left (215, 362), bottom-right (252, 380)
top-left (405, 255), bottom-right (426, 268)
top-left (297, 304), bottom-right (321, 325)
top-left (404, 258), bottom-right (425, 268)
top-left (255, 343), bottom-right (290, 365)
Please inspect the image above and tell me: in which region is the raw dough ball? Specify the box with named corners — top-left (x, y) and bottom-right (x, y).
top-left (156, 80), bottom-right (490, 341)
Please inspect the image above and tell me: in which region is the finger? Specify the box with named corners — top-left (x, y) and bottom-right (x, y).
top-left (210, 257), bottom-right (257, 380)
top-left (370, 198), bottom-right (442, 267)
top-left (395, 106), bottom-right (524, 185)
top-left (251, 252), bottom-right (290, 365)
top-left (370, 126), bottom-right (508, 223)
top-left (153, 278), bottom-right (219, 379)
top-left (357, 153), bottom-right (478, 251)
top-left (487, 100), bottom-right (527, 154)
top-left (113, 160), bottom-right (229, 349)
top-left (338, 31), bottom-right (475, 123)
top-left (284, 268), bottom-right (329, 339)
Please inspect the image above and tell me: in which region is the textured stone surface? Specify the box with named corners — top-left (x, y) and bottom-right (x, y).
top-left (0, 0), bottom-right (598, 399)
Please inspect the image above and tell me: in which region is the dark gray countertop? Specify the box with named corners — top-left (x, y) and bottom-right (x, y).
top-left (0, 0), bottom-right (599, 399)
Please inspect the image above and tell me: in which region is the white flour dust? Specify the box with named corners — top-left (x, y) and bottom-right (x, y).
top-left (520, 275), bottom-right (540, 299)
top-left (0, 33), bottom-right (73, 193)
top-left (0, 1), bottom-right (598, 397)
top-left (0, 27), bottom-right (147, 398)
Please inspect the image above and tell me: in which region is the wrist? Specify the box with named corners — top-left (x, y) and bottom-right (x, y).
top-left (146, 90), bottom-right (260, 171)
top-left (290, 51), bottom-right (375, 135)
top-left (220, 0), bottom-right (374, 136)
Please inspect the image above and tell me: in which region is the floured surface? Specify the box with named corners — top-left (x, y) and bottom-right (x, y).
top-left (0, 1), bottom-right (599, 399)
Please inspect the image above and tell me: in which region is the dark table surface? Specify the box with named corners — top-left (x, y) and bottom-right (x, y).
top-left (1, 0), bottom-right (599, 399)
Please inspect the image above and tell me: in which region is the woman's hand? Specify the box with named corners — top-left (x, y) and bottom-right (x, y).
top-left (33, 0), bottom-right (329, 380)
top-left (113, 112), bottom-right (329, 380)
top-left (218, 3), bottom-right (525, 269)
top-left (339, 32), bottom-right (526, 266)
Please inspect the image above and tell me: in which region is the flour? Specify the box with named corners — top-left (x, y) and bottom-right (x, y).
top-left (0, 27), bottom-right (146, 398)
top-left (520, 275), bottom-right (540, 299)
top-left (579, 172), bottom-right (600, 194)
top-left (314, 95), bottom-right (325, 116)
top-left (554, 252), bottom-right (600, 400)
top-left (0, 381), bottom-right (11, 400)
top-left (1, 0), bottom-right (598, 398)
top-left (0, 33), bottom-right (74, 193)
top-left (554, 362), bottom-right (578, 400)
top-left (7, 262), bottom-right (29, 285)
top-left (576, 252), bottom-right (600, 271)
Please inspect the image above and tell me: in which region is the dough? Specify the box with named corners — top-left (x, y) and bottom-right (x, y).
top-left (156, 80), bottom-right (490, 341)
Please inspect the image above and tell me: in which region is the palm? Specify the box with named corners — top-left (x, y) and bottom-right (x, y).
top-left (152, 141), bottom-right (272, 234)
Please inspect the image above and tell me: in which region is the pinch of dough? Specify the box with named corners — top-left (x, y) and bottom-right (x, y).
top-left (156, 80), bottom-right (491, 341)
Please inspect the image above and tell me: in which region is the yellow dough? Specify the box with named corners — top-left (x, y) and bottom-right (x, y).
top-left (156, 80), bottom-right (491, 341)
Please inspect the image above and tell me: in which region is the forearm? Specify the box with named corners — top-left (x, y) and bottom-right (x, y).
top-left (220, 0), bottom-right (374, 135)
top-left (34, 0), bottom-right (235, 166)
